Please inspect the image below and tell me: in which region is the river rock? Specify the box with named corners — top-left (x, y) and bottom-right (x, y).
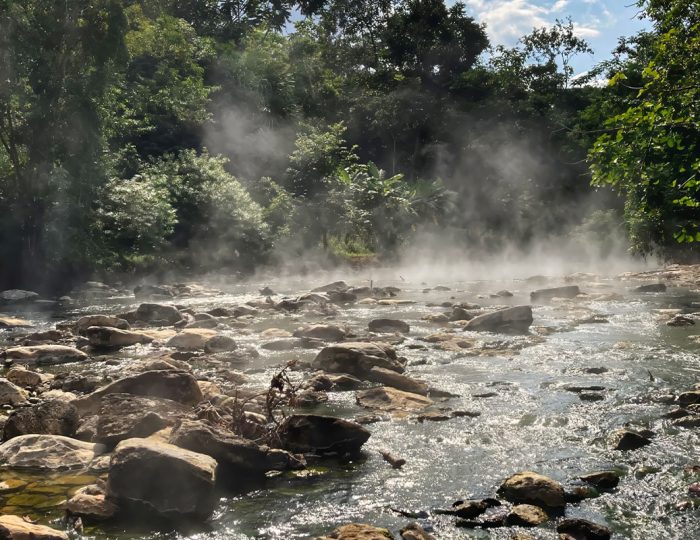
top-left (368, 319), bottom-right (410, 334)
top-left (294, 324), bottom-right (347, 341)
top-left (0, 316), bottom-right (33, 329)
top-left (95, 393), bottom-right (188, 447)
top-left (356, 386), bottom-right (433, 414)
top-left (134, 303), bottom-right (183, 325)
top-left (0, 515), bottom-right (68, 539)
top-left (169, 419), bottom-right (301, 473)
top-left (85, 326), bottom-right (153, 348)
top-left (311, 281), bottom-right (349, 293)
top-left (679, 390), bottom-right (700, 406)
top-left (436, 499), bottom-right (499, 519)
top-left (204, 335), bottom-right (237, 353)
top-left (556, 518), bottom-right (611, 540)
top-left (497, 471), bottom-right (566, 509)
top-left (530, 286), bottom-right (580, 301)
top-left (0, 290), bottom-right (40, 304)
top-left (608, 429), bottom-right (652, 451)
top-left (65, 483), bottom-right (119, 520)
top-left (506, 504), bottom-right (549, 526)
top-left (3, 400), bottom-right (78, 439)
top-left (635, 283), bottom-right (666, 293)
top-left (0, 379), bottom-right (27, 405)
top-left (316, 523), bottom-right (394, 540)
top-left (107, 438), bottom-right (217, 519)
top-left (579, 471), bottom-right (620, 489)
top-left (313, 342), bottom-right (404, 379)
top-left (366, 367), bottom-right (428, 395)
top-left (463, 306), bottom-right (533, 333)
top-left (278, 414), bottom-right (370, 455)
top-left (2, 345), bottom-right (87, 365)
top-left (166, 329), bottom-right (218, 350)
top-left (667, 314), bottom-right (695, 327)
top-left (400, 523), bottom-right (435, 540)
top-left (73, 370), bottom-right (203, 415)
top-left (75, 315), bottom-right (130, 333)
top-left (0, 434), bottom-right (104, 470)
top-left (6, 367), bottom-right (43, 388)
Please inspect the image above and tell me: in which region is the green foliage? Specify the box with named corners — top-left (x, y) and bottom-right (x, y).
top-left (589, 0), bottom-right (700, 255)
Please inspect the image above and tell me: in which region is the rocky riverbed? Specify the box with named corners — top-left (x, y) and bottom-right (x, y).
top-left (0, 265), bottom-right (699, 539)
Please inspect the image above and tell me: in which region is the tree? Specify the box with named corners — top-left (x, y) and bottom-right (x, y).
top-left (589, 0), bottom-right (700, 256)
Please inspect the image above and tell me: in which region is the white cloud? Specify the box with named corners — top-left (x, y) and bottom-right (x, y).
top-left (552, 0), bottom-right (569, 12)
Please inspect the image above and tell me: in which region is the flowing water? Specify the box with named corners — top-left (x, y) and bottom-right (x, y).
top-left (1, 270), bottom-right (699, 540)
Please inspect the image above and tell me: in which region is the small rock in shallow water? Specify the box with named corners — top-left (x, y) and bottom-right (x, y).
top-left (315, 523), bottom-right (394, 540)
top-left (556, 518), bottom-right (611, 540)
top-left (497, 471), bottom-right (566, 509)
top-left (0, 515), bottom-right (67, 539)
top-left (400, 522), bottom-right (435, 540)
top-left (579, 470), bottom-right (620, 489)
top-left (506, 504), bottom-right (549, 526)
top-left (608, 428), bottom-right (652, 451)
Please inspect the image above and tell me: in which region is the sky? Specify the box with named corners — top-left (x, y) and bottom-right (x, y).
top-left (454, 0), bottom-right (650, 73)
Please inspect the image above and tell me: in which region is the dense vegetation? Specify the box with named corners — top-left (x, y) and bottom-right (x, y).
top-left (0, 0), bottom-right (697, 291)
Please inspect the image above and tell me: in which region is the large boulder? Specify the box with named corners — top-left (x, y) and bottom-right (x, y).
top-left (75, 315), bottom-right (130, 333)
top-left (277, 415), bottom-right (370, 455)
top-left (294, 324), bottom-right (347, 342)
top-left (73, 370), bottom-right (203, 415)
top-left (169, 419), bottom-right (300, 474)
top-left (463, 306), bottom-right (533, 333)
top-left (107, 438), bottom-right (217, 520)
top-left (530, 286), bottom-right (580, 302)
top-left (311, 281), bottom-right (349, 293)
top-left (166, 329), bottom-right (218, 350)
top-left (134, 303), bottom-right (183, 325)
top-left (85, 327), bottom-right (153, 348)
top-left (3, 400), bottom-right (79, 439)
top-left (0, 434), bottom-right (104, 470)
top-left (0, 515), bottom-right (68, 540)
top-left (312, 342), bottom-right (404, 379)
top-left (94, 394), bottom-right (189, 446)
top-left (0, 379), bottom-right (27, 406)
top-left (2, 345), bottom-right (87, 365)
top-left (368, 319), bottom-right (410, 334)
top-left (497, 471), bottom-right (566, 509)
top-left (356, 386), bottom-right (433, 415)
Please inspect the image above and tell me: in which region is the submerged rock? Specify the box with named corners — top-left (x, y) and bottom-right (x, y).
top-left (107, 438), bottom-right (217, 520)
top-left (356, 386), bottom-right (433, 415)
top-left (400, 523), bottom-right (435, 540)
top-left (2, 345), bottom-right (87, 365)
top-left (3, 400), bottom-right (79, 439)
top-left (530, 286), bottom-right (580, 301)
top-left (463, 306), bottom-right (533, 333)
top-left (579, 471), bottom-right (620, 490)
top-left (0, 434), bottom-right (104, 470)
top-left (556, 518), bottom-right (611, 540)
top-left (312, 342), bottom-right (404, 379)
top-left (0, 515), bottom-right (68, 540)
top-left (497, 471), bottom-right (566, 509)
top-left (278, 414), bottom-right (370, 455)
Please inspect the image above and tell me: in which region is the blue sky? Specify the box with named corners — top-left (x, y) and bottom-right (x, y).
top-left (454, 0), bottom-right (650, 73)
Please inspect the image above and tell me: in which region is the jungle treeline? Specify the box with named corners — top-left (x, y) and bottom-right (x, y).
top-left (0, 0), bottom-right (698, 291)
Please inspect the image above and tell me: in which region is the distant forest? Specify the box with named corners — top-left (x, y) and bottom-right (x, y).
top-left (0, 0), bottom-right (698, 291)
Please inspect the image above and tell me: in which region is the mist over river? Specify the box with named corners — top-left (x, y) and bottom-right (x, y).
top-left (0, 265), bottom-right (699, 540)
